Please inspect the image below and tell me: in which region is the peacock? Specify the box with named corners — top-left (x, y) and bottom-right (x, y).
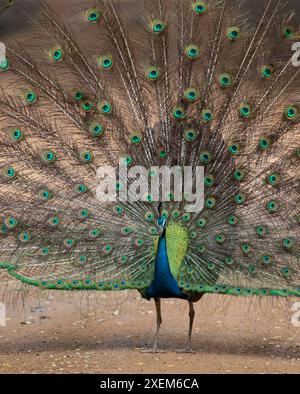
top-left (0, 0), bottom-right (299, 353)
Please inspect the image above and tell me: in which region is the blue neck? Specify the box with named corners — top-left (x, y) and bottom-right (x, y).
top-left (146, 231), bottom-right (187, 299)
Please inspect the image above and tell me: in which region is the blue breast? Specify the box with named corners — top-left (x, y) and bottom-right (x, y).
top-left (146, 232), bottom-right (187, 300)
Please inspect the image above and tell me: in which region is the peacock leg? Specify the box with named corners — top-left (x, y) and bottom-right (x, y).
top-left (175, 301), bottom-right (195, 353)
top-left (142, 298), bottom-right (165, 353)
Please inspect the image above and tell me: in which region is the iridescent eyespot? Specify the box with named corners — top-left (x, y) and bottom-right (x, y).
top-left (86, 8), bottom-right (101, 24)
top-left (48, 216), bottom-right (60, 227)
top-left (234, 169), bottom-right (246, 181)
top-left (114, 205), bottom-right (124, 215)
top-left (260, 65), bottom-right (273, 79)
top-left (241, 243), bottom-right (251, 254)
top-left (82, 100), bottom-right (94, 112)
top-left (258, 136), bottom-right (271, 151)
top-left (49, 47), bottom-right (64, 62)
top-left (261, 255), bottom-right (272, 264)
top-left (199, 151), bottom-right (212, 164)
top-left (5, 217), bottom-right (17, 229)
top-left (281, 266), bottom-right (291, 277)
top-left (228, 215), bottom-right (239, 226)
top-left (74, 91), bottom-right (84, 101)
top-left (9, 128), bottom-right (24, 142)
top-left (39, 189), bottom-right (52, 201)
top-left (0, 57), bottom-right (10, 71)
top-left (267, 200), bottom-right (279, 213)
top-left (41, 150), bottom-right (56, 164)
top-left (185, 44), bottom-right (200, 59)
top-left (184, 88), bottom-right (199, 102)
top-left (150, 19), bottom-right (166, 33)
top-left (144, 193), bottom-right (153, 203)
top-left (2, 166), bottom-right (16, 179)
top-left (204, 175), bottom-right (215, 187)
top-left (131, 133), bottom-right (142, 145)
top-left (122, 226), bottom-right (133, 235)
top-left (197, 245), bottom-right (206, 253)
top-left (40, 247), bottom-right (49, 256)
top-left (196, 218), bottom-right (207, 228)
top-left (24, 90), bottom-right (37, 104)
top-left (74, 183), bottom-right (88, 193)
top-left (205, 197), bottom-right (216, 209)
top-left (172, 210), bottom-right (181, 219)
top-left (239, 102), bottom-right (251, 118)
top-left (122, 156), bottom-right (133, 166)
top-left (80, 151), bottom-right (94, 163)
top-left (256, 225), bottom-right (268, 237)
top-left (89, 122), bottom-right (104, 137)
top-left (283, 238), bottom-right (294, 249)
top-left (192, 1), bottom-right (207, 14)
top-left (18, 232), bottom-right (30, 242)
top-left (145, 212), bottom-right (155, 222)
top-left (234, 194), bottom-right (245, 205)
top-left (173, 105), bottom-right (185, 120)
top-left (182, 213), bottom-right (191, 222)
top-left (219, 73), bottom-right (232, 88)
top-left (225, 257), bottom-right (234, 265)
top-left (79, 209), bottom-right (89, 219)
top-left (248, 265), bottom-right (257, 275)
top-left (285, 105), bottom-right (298, 121)
top-left (89, 228), bottom-right (101, 238)
top-left (201, 108), bottom-right (214, 123)
top-left (98, 100), bottom-right (112, 115)
top-left (227, 26), bottom-right (241, 41)
top-left (159, 149), bottom-right (167, 159)
top-left (283, 25), bottom-right (295, 38)
top-left (103, 244), bottom-right (112, 254)
top-left (267, 173), bottom-right (281, 186)
top-left (184, 129), bottom-right (197, 142)
top-left (215, 234), bottom-right (226, 244)
top-left (228, 143), bottom-right (240, 155)
top-left (98, 55), bottom-right (113, 70)
top-left (147, 66), bottom-right (160, 81)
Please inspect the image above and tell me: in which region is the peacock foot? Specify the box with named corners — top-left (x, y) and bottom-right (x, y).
top-left (141, 346), bottom-right (167, 354)
top-left (175, 347), bottom-right (195, 353)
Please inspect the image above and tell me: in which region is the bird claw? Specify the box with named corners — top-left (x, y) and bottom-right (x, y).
top-left (175, 347), bottom-right (194, 353)
top-left (141, 347), bottom-right (166, 354)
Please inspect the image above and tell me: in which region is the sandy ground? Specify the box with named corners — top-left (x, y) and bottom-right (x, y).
top-left (1, 291), bottom-right (300, 374)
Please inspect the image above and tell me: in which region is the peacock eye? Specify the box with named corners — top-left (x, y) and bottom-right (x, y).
top-left (239, 102), bottom-right (251, 118)
top-left (98, 100), bottom-right (112, 115)
top-left (41, 150), bottom-right (56, 164)
top-left (196, 218), bottom-right (206, 228)
top-left (75, 183), bottom-right (88, 194)
top-left (283, 25), bottom-right (295, 38)
top-left (150, 19), bottom-right (166, 33)
top-left (228, 142), bottom-right (241, 155)
top-left (228, 215), bottom-right (239, 226)
top-left (0, 57), bottom-right (10, 71)
top-left (227, 26), bottom-right (241, 41)
top-left (18, 232), bottom-right (31, 243)
top-left (86, 8), bottom-right (101, 24)
top-left (24, 90), bottom-right (37, 104)
top-left (82, 100), bottom-right (94, 112)
top-left (184, 129), bottom-right (197, 142)
top-left (205, 197), bottom-right (216, 209)
top-left (98, 55), bottom-right (113, 70)
top-left (260, 65), bottom-right (273, 79)
top-left (258, 136), bottom-right (271, 151)
top-left (199, 150), bottom-right (212, 164)
top-left (2, 166), bottom-right (16, 179)
top-left (49, 47), bottom-right (64, 62)
top-left (89, 122), bottom-right (104, 137)
top-left (201, 108), bottom-right (214, 123)
top-left (285, 105), bottom-right (298, 121)
top-left (267, 173), bottom-right (281, 186)
top-left (80, 151), bottom-right (94, 163)
top-left (74, 91), bottom-right (84, 101)
top-left (173, 105), bottom-right (185, 120)
top-left (267, 200), bottom-right (279, 213)
top-left (192, 1), bottom-right (207, 14)
top-left (130, 133), bottom-right (142, 145)
top-left (204, 175), bottom-right (215, 187)
top-left (9, 128), bottom-right (24, 142)
top-left (234, 169), bottom-right (246, 181)
top-left (184, 87), bottom-right (199, 102)
top-left (185, 44), bottom-right (200, 59)
top-left (234, 194), bottom-right (245, 205)
top-left (219, 73), bottom-right (232, 88)
top-left (146, 66), bottom-right (160, 81)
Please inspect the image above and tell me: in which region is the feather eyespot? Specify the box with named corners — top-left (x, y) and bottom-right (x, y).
top-left (258, 136), bottom-right (271, 151)
top-left (196, 218), bottom-right (206, 228)
top-left (0, 57), bottom-right (10, 71)
top-left (239, 102), bottom-right (251, 118)
top-left (2, 166), bottom-right (16, 179)
top-left (5, 217), bottom-right (18, 229)
top-left (199, 150), bottom-right (212, 164)
top-left (184, 129), bottom-right (197, 142)
top-left (233, 169), bottom-right (246, 181)
top-left (41, 150), bottom-right (56, 164)
top-left (98, 100), bottom-right (112, 115)
top-left (227, 26), bottom-right (241, 41)
top-left (184, 87), bottom-right (199, 102)
top-left (283, 25), bottom-right (295, 38)
top-left (149, 19), bottom-right (166, 33)
top-left (49, 47), bottom-right (64, 62)
top-left (260, 65), bottom-right (273, 79)
top-left (85, 8), bottom-right (101, 24)
top-left (173, 105), bottom-right (186, 120)
top-left (73, 91), bottom-right (84, 101)
top-left (80, 151), bottom-right (94, 163)
top-left (192, 1), bottom-right (207, 14)
top-left (234, 194), bottom-right (245, 205)
top-left (267, 200), bottom-right (279, 213)
top-left (9, 128), bottom-right (24, 142)
top-left (204, 175), bottom-right (214, 187)
top-left (185, 44), bottom-right (200, 59)
top-left (267, 173), bottom-right (281, 186)
top-left (285, 105), bottom-right (299, 121)
top-left (228, 143), bottom-right (241, 155)
top-left (201, 108), bottom-right (214, 123)
top-left (130, 133), bottom-right (142, 145)
top-left (146, 66), bottom-right (160, 81)
top-left (219, 73), bottom-right (233, 88)
top-left (18, 232), bottom-right (31, 243)
top-left (74, 183), bottom-right (88, 194)
top-left (98, 55), bottom-right (113, 70)
top-left (82, 100), bottom-right (94, 112)
top-left (89, 122), bottom-right (104, 137)
top-left (205, 197), bottom-right (216, 209)
top-left (24, 90), bottom-right (37, 105)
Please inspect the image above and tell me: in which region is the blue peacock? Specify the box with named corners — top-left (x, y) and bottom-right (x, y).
top-left (0, 0), bottom-right (299, 353)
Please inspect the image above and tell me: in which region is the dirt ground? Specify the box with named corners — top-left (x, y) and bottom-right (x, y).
top-left (0, 291), bottom-right (300, 374)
